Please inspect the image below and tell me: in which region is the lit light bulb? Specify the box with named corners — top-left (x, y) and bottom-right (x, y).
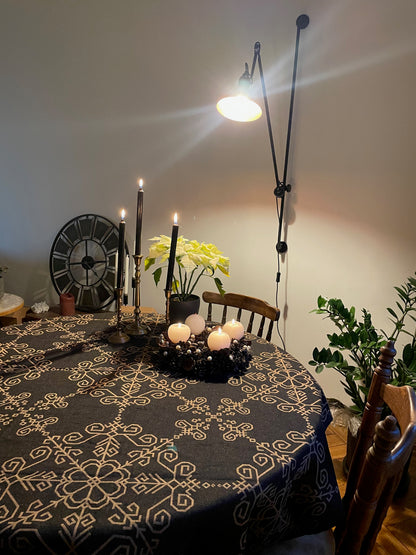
top-left (217, 95), bottom-right (262, 122)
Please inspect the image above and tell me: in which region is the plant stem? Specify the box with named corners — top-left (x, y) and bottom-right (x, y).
top-left (187, 268), bottom-right (210, 296)
top-left (185, 267), bottom-right (198, 295)
top-left (390, 293), bottom-right (415, 342)
top-left (177, 263), bottom-right (185, 296)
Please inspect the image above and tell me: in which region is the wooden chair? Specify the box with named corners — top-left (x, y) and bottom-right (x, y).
top-left (258, 340), bottom-right (416, 555)
top-left (335, 340), bottom-right (416, 554)
top-left (202, 291), bottom-right (280, 342)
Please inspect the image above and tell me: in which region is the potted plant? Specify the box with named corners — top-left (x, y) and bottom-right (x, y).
top-left (309, 273), bottom-right (416, 477)
top-left (144, 235), bottom-right (230, 321)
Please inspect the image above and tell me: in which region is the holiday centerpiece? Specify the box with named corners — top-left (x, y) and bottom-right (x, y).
top-left (156, 313), bottom-right (252, 381)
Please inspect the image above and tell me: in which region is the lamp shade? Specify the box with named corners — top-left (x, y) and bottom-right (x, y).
top-left (216, 94), bottom-right (262, 122)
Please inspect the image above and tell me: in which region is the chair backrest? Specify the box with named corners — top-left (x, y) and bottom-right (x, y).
top-left (335, 340), bottom-right (416, 555)
top-left (202, 291), bottom-right (280, 342)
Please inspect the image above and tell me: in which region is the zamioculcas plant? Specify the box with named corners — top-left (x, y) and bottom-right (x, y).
top-left (309, 273), bottom-right (416, 416)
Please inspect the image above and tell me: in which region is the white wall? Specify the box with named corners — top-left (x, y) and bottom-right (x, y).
top-left (1, 0), bottom-right (415, 405)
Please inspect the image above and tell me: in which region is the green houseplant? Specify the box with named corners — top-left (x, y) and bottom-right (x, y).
top-left (144, 235), bottom-right (229, 319)
top-left (309, 273), bottom-right (416, 416)
top-left (309, 273), bottom-right (416, 479)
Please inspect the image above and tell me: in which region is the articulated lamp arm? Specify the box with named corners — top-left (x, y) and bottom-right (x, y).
top-left (248, 14), bottom-right (309, 259)
top-left (217, 14), bottom-right (309, 315)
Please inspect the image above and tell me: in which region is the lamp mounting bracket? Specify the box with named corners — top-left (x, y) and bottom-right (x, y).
top-left (296, 14), bottom-right (310, 29)
top-left (276, 241), bottom-right (288, 254)
top-left (274, 183), bottom-right (291, 198)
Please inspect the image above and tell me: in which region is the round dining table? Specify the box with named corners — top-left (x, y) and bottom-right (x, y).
top-left (0, 311), bottom-right (342, 554)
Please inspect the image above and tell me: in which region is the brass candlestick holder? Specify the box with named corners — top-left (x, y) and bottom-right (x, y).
top-left (165, 288), bottom-right (172, 325)
top-left (108, 287), bottom-right (130, 344)
top-left (126, 255), bottom-right (150, 336)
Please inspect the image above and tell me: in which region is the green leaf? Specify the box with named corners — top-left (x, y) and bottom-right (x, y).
top-left (328, 333), bottom-right (341, 346)
top-left (318, 348), bottom-right (332, 363)
top-left (350, 331), bottom-right (359, 344)
top-left (317, 295), bottom-right (327, 309)
top-left (152, 267), bottom-right (162, 286)
top-left (387, 307), bottom-right (397, 319)
top-left (346, 307), bottom-right (356, 330)
top-left (144, 257), bottom-right (156, 271)
top-left (312, 347), bottom-right (320, 361)
top-left (326, 361), bottom-right (341, 368)
top-left (214, 277), bottom-right (225, 296)
top-left (394, 286), bottom-right (408, 301)
top-left (342, 333), bottom-right (353, 349)
top-left (396, 301), bottom-right (405, 314)
top-left (403, 343), bottom-right (416, 366)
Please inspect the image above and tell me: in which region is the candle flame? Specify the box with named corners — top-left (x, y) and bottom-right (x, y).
top-left (121, 209), bottom-right (126, 220)
top-left (174, 212), bottom-right (178, 224)
top-left (218, 327), bottom-right (222, 334)
top-left (138, 178), bottom-right (144, 189)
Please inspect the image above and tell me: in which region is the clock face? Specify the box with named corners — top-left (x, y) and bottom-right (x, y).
top-left (50, 214), bottom-right (127, 311)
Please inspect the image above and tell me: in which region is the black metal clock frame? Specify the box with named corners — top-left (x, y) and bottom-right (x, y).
top-left (49, 213), bottom-right (128, 312)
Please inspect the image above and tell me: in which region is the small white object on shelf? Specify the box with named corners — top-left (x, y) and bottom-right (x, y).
top-left (31, 301), bottom-right (50, 314)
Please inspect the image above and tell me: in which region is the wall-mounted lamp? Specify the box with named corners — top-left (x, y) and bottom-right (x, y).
top-left (217, 14), bottom-right (309, 310)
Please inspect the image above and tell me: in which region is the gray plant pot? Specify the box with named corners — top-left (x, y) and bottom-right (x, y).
top-left (169, 294), bottom-right (200, 323)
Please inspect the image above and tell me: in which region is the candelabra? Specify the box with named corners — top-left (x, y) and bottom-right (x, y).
top-left (108, 287), bottom-right (130, 344)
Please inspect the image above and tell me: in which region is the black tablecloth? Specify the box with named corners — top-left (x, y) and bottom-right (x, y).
top-left (0, 313), bottom-right (342, 554)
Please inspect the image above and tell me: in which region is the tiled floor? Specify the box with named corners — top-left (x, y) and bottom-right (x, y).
top-left (327, 424), bottom-right (416, 554)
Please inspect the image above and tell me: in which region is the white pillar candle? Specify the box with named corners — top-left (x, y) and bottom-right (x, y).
top-left (185, 313), bottom-right (206, 335)
top-left (223, 319), bottom-right (245, 340)
top-left (207, 327), bottom-right (231, 351)
top-left (168, 323), bottom-right (191, 344)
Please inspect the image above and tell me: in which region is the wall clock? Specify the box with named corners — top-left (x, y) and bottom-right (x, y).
top-left (50, 214), bottom-right (128, 311)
